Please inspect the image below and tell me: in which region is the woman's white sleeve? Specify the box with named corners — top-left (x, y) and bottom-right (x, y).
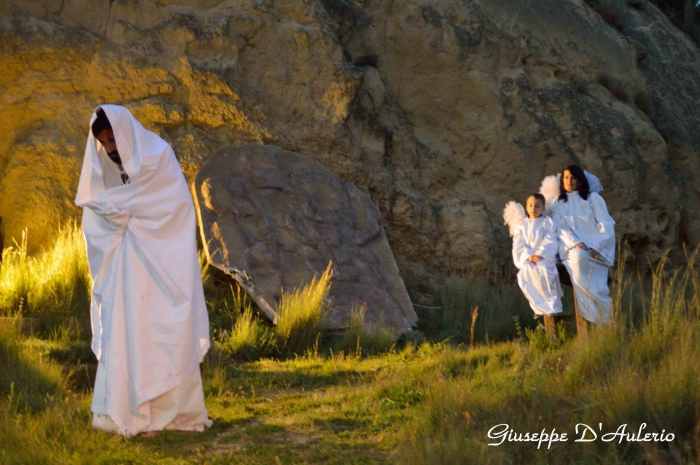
top-left (588, 193), bottom-right (616, 262)
top-left (550, 202), bottom-right (580, 251)
top-left (512, 227), bottom-right (530, 269)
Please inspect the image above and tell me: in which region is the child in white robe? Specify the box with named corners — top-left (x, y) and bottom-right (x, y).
top-left (544, 165), bottom-right (615, 325)
top-left (504, 194), bottom-right (563, 316)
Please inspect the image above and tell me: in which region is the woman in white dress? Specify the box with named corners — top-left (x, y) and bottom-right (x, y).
top-left (548, 165), bottom-right (616, 324)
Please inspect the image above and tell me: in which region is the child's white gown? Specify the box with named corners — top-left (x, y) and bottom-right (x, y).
top-left (549, 191), bottom-right (615, 324)
top-left (512, 216), bottom-right (563, 315)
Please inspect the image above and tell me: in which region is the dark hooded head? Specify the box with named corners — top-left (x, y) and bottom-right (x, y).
top-left (91, 108), bottom-right (112, 138)
top-left (91, 108), bottom-right (122, 166)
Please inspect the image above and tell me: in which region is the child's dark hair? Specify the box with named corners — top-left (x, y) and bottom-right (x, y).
top-left (558, 164), bottom-right (590, 202)
top-left (91, 108), bottom-right (112, 138)
top-left (528, 193), bottom-right (545, 205)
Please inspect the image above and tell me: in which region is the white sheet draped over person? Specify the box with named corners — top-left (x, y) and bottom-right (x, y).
top-left (504, 197), bottom-right (563, 316)
top-left (75, 105), bottom-right (212, 437)
top-left (541, 166), bottom-right (616, 325)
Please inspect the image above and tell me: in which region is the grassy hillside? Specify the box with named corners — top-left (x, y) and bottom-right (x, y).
top-left (0, 225), bottom-right (698, 464)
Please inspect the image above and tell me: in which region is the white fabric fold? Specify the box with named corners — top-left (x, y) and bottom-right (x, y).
top-left (92, 367), bottom-right (212, 437)
top-left (549, 191), bottom-right (615, 265)
top-left (512, 216), bottom-right (563, 316)
top-left (76, 105), bottom-right (211, 436)
top-left (563, 249), bottom-right (613, 324)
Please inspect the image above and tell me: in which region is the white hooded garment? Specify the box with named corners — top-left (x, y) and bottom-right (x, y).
top-left (512, 216), bottom-right (563, 316)
top-left (75, 105), bottom-right (211, 436)
top-left (549, 191), bottom-right (615, 324)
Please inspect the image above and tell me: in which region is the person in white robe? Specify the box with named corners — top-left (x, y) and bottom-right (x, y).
top-left (75, 105), bottom-right (212, 437)
top-left (504, 194), bottom-right (563, 316)
top-left (543, 165), bottom-right (616, 325)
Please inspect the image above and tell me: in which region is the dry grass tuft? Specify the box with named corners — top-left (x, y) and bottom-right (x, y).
top-left (275, 262), bottom-right (333, 355)
top-left (332, 305), bottom-right (395, 357)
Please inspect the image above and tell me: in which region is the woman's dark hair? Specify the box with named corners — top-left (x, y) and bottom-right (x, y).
top-left (528, 193), bottom-right (546, 205)
top-left (558, 164), bottom-right (589, 202)
top-left (91, 108), bottom-right (112, 138)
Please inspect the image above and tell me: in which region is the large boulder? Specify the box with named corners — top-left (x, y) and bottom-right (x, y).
top-left (194, 144), bottom-right (417, 337)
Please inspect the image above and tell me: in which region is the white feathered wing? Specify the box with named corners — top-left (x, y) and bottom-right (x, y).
top-left (503, 201), bottom-right (527, 237)
top-left (539, 174), bottom-right (561, 208)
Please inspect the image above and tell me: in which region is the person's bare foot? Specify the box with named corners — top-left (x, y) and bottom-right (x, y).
top-left (141, 431), bottom-right (159, 438)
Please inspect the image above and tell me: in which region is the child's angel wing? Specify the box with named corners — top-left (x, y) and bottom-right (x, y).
top-left (539, 174), bottom-right (561, 207)
top-left (503, 201), bottom-right (527, 237)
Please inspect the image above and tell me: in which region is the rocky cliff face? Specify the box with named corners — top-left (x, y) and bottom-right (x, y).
top-left (325, 0), bottom-right (697, 282)
top-left (1, 0), bottom-right (698, 286)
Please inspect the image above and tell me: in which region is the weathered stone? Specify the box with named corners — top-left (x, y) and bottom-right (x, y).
top-left (0, 0), bottom-right (699, 279)
top-left (194, 144), bottom-right (417, 337)
top-left (0, 0), bottom-right (353, 253)
top-left (327, 0), bottom-right (695, 275)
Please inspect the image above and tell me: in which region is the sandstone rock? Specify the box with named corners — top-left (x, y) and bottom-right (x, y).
top-left (0, 0), bottom-right (699, 279)
top-left (618, 4), bottom-right (700, 247)
top-left (59, 0), bottom-right (111, 35)
top-left (0, 0), bottom-right (355, 253)
top-left (194, 144), bottom-right (417, 337)
top-left (325, 0), bottom-right (695, 276)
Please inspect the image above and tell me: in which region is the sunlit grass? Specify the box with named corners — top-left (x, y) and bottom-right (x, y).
top-left (275, 262), bottom-right (333, 356)
top-left (1, 225), bottom-right (699, 463)
top-left (0, 223), bottom-right (90, 335)
top-left (214, 287), bottom-right (273, 362)
top-left (224, 304), bottom-right (260, 354)
top-left (399, 249), bottom-right (700, 464)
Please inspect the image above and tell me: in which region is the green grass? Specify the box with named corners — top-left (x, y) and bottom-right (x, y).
top-left (415, 274), bottom-right (540, 345)
top-left (330, 305), bottom-right (395, 357)
top-left (0, 317), bottom-right (67, 412)
top-left (1, 226), bottom-right (699, 463)
top-left (399, 251), bottom-right (700, 464)
top-left (275, 263), bottom-right (333, 356)
top-left (214, 287), bottom-right (274, 362)
top-left (0, 222), bottom-right (91, 337)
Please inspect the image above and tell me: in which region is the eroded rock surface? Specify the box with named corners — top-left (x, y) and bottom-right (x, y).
top-left (194, 144), bottom-right (417, 336)
top-left (0, 0), bottom-right (699, 282)
top-left (0, 0), bottom-right (355, 252)
top-left (326, 0), bottom-right (695, 280)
